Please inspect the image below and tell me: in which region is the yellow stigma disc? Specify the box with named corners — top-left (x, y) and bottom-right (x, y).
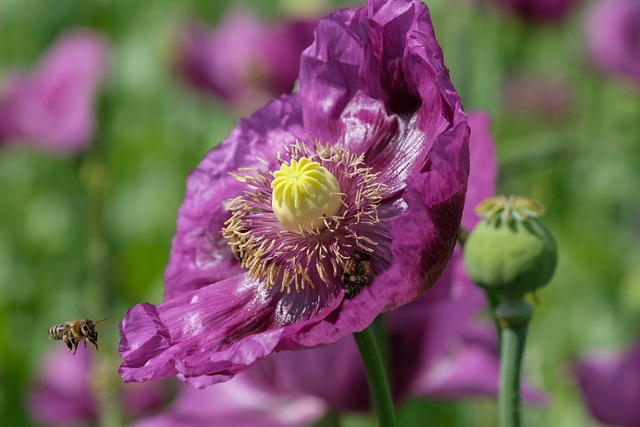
top-left (271, 157), bottom-right (342, 231)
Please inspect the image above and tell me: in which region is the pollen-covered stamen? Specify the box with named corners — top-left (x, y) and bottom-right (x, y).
top-left (222, 141), bottom-right (388, 296)
top-left (271, 157), bottom-right (342, 231)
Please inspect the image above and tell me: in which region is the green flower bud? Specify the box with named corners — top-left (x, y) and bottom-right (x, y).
top-left (463, 195), bottom-right (557, 297)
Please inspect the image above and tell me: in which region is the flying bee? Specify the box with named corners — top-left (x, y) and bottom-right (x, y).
top-left (341, 252), bottom-right (372, 299)
top-left (48, 318), bottom-right (107, 355)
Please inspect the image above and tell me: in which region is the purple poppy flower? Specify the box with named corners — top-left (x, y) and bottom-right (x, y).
top-left (28, 346), bottom-right (166, 426)
top-left (178, 10), bottom-right (316, 111)
top-left (238, 112), bottom-right (499, 411)
top-left (0, 29), bottom-right (108, 153)
top-left (129, 111), bottom-right (544, 425)
top-left (493, 0), bottom-right (577, 23)
top-left (585, 0), bottom-right (640, 86)
top-left (119, 0), bottom-right (470, 387)
top-left (574, 345), bottom-right (640, 427)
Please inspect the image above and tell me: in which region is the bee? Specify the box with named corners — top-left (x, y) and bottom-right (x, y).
top-left (228, 228), bottom-right (249, 263)
top-left (341, 252), bottom-right (372, 299)
top-left (48, 318), bottom-right (107, 355)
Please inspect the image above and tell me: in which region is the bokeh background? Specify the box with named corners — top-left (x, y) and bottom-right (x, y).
top-left (1, 0), bottom-right (639, 426)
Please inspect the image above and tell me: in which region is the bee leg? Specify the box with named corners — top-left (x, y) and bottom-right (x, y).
top-left (89, 339), bottom-right (98, 351)
top-left (72, 340), bottom-right (79, 355)
top-left (83, 340), bottom-right (87, 349)
top-left (63, 335), bottom-right (73, 352)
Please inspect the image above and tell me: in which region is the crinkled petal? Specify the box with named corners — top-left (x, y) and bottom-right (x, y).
top-left (121, 274), bottom-right (279, 384)
top-left (378, 118), bottom-right (469, 308)
top-left (278, 118), bottom-right (469, 350)
top-left (164, 94), bottom-right (306, 300)
top-left (120, 272), bottom-right (344, 385)
top-left (300, 0), bottom-right (463, 195)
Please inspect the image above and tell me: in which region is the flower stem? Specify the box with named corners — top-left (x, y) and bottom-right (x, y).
top-left (499, 324), bottom-right (528, 427)
top-left (495, 298), bottom-right (533, 427)
top-left (80, 93), bottom-right (122, 427)
top-left (353, 325), bottom-right (396, 427)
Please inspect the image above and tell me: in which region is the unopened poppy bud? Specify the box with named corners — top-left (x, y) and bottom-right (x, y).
top-left (463, 195), bottom-right (557, 297)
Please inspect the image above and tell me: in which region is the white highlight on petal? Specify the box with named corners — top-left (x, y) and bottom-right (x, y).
top-left (183, 311), bottom-right (203, 336)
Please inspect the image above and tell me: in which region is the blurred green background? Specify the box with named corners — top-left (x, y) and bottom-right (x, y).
top-left (1, 0), bottom-right (639, 426)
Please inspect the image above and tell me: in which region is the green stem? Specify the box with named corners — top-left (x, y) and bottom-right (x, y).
top-left (499, 323), bottom-right (528, 427)
top-left (353, 325), bottom-right (396, 427)
top-left (80, 93), bottom-right (122, 427)
top-left (495, 298), bottom-right (533, 427)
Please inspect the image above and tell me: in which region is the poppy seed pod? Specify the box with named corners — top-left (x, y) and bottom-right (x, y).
top-left (463, 196), bottom-right (557, 298)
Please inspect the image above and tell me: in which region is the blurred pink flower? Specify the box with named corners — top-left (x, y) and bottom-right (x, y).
top-left (0, 29), bottom-right (108, 153)
top-left (503, 72), bottom-right (572, 122)
top-left (574, 345), bottom-right (640, 427)
top-left (130, 369), bottom-right (326, 427)
top-left (493, 0), bottom-right (577, 23)
top-left (585, 0), bottom-right (640, 86)
top-left (28, 346), bottom-right (167, 426)
top-left (178, 10), bottom-right (316, 111)
top-left (29, 346), bottom-right (96, 426)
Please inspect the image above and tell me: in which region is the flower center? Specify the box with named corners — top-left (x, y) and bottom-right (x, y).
top-left (222, 141), bottom-right (388, 297)
top-left (271, 157), bottom-right (342, 231)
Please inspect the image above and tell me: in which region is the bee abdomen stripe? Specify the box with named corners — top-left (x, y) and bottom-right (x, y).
top-left (48, 323), bottom-right (67, 339)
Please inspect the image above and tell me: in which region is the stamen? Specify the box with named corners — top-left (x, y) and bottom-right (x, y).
top-left (222, 141), bottom-right (388, 296)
